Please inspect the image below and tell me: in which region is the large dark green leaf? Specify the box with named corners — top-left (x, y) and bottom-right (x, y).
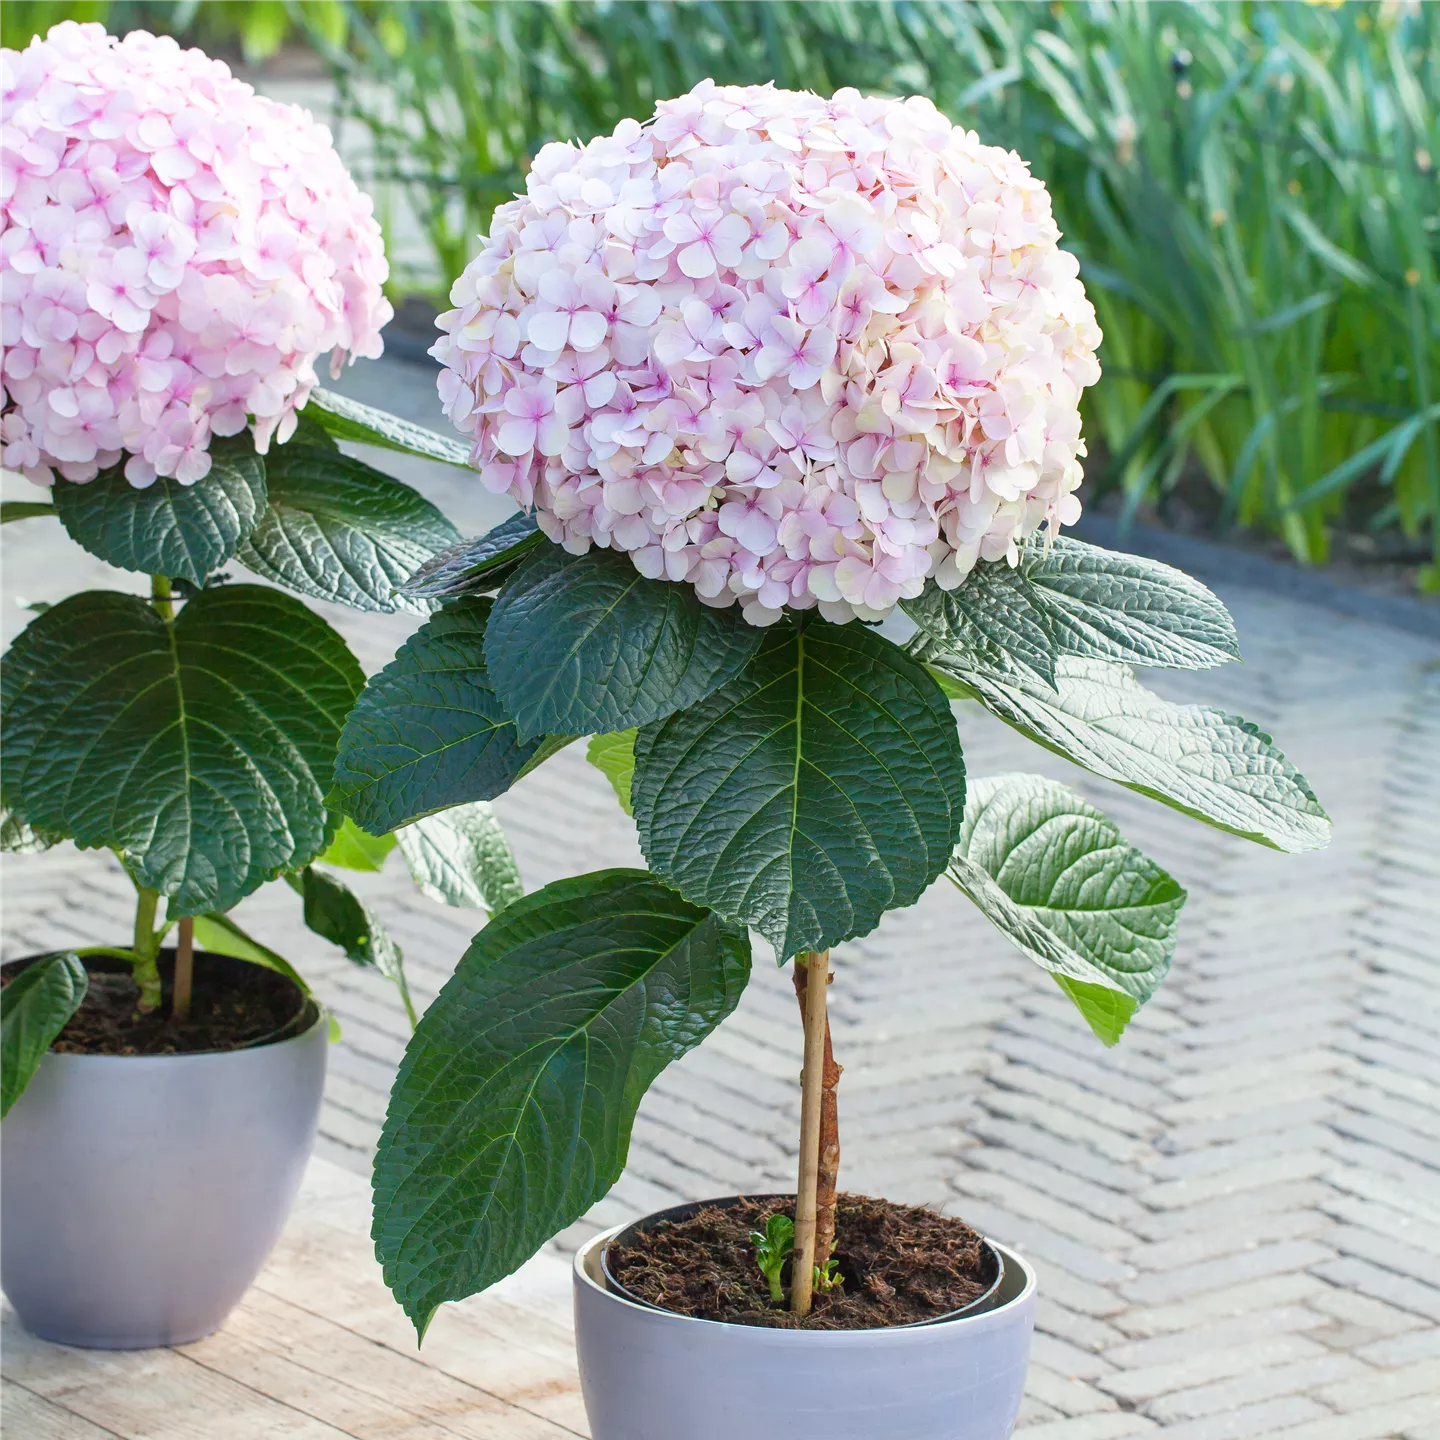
top-left (1022, 540), bottom-right (1240, 669)
top-left (905, 539), bottom-right (1240, 682)
top-left (396, 802), bottom-right (524, 913)
top-left (930, 653), bottom-right (1330, 853)
top-left (906, 562), bottom-right (1059, 684)
top-left (331, 598), bottom-right (553, 834)
top-left (50, 437), bottom-right (267, 583)
top-left (396, 513), bottom-right (543, 601)
top-left (237, 444), bottom-right (459, 613)
top-left (2, 953), bottom-right (87, 1117)
top-left (486, 545), bottom-right (764, 741)
top-left (304, 388), bottom-right (471, 468)
top-left (1, 586), bottom-right (362, 913)
top-left (949, 774), bottom-right (1185, 1045)
top-left (373, 869), bottom-right (751, 1331)
top-left (633, 619), bottom-right (965, 956)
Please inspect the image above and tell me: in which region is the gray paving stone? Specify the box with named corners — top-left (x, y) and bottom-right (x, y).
top-left (1311, 1258), bottom-right (1440, 1324)
top-left (1122, 1209), bottom-right (1333, 1273)
top-left (1114, 1273), bottom-right (1334, 1340)
top-left (1144, 1352), bottom-right (1370, 1424)
top-left (1098, 1333), bottom-right (1328, 1403)
top-left (1101, 1306), bottom-right (1331, 1370)
top-left (1025, 1365), bottom-right (1121, 1417)
top-left (1314, 1358), bottom-right (1440, 1411)
top-left (1015, 1415), bottom-right (1157, 1440)
top-left (1120, 1240), bottom-right (1338, 1306)
top-left (1261, 1395), bottom-right (1440, 1440)
top-left (1148, 1398), bottom-right (1333, 1440)
top-left (1357, 1326), bottom-right (1440, 1367)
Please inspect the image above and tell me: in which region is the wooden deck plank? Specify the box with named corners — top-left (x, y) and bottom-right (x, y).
top-left (180, 1290), bottom-right (576, 1440)
top-left (254, 1166), bottom-right (588, 1435)
top-left (2, 1379), bottom-right (125, 1440)
top-left (2, 1159), bottom-right (589, 1440)
top-left (2, 1311), bottom-right (353, 1438)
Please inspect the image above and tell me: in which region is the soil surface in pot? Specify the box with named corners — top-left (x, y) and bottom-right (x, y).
top-left (1, 951), bottom-right (316, 1055)
top-left (606, 1194), bottom-right (995, 1330)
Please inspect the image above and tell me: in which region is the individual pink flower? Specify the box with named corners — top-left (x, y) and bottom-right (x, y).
top-left (435, 79), bottom-right (1101, 625)
top-left (1, 22), bottom-right (393, 488)
top-left (497, 380), bottom-right (570, 457)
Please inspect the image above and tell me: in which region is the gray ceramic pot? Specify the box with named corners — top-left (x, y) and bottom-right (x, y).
top-left (1, 991), bottom-right (327, 1349)
top-left (574, 1220), bottom-right (1036, 1440)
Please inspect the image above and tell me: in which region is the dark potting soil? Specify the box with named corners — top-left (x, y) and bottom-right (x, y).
top-left (606, 1194), bottom-right (995, 1330)
top-left (0, 951), bottom-right (316, 1056)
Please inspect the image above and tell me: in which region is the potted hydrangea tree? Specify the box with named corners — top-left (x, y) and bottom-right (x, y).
top-left (331, 81), bottom-right (1330, 1439)
top-left (0, 23), bottom-right (523, 1351)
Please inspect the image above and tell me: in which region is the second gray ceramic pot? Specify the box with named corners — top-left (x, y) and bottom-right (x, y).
top-left (574, 1222), bottom-right (1036, 1440)
top-left (1, 998), bottom-right (327, 1349)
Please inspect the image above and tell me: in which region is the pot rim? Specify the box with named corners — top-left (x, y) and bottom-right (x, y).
top-left (30, 1004), bottom-right (330, 1065)
top-left (576, 1220), bottom-right (1036, 1340)
top-left (3, 949), bottom-right (325, 1062)
top-left (600, 1191), bottom-right (1005, 1327)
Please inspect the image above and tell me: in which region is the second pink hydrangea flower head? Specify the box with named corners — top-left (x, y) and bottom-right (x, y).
top-left (436, 79), bottom-right (1102, 625)
top-left (1, 22), bottom-right (393, 489)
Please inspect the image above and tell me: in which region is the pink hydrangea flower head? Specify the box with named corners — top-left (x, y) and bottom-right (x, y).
top-left (1, 22), bottom-right (393, 488)
top-left (435, 80), bottom-right (1102, 625)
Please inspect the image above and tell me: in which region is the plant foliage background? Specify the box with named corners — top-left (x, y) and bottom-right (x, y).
top-left (7, 0), bottom-right (1433, 583)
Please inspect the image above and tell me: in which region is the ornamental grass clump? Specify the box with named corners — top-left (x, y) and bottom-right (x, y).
top-left (0, 24), bottom-right (524, 1109)
top-left (327, 81), bottom-right (1331, 1331)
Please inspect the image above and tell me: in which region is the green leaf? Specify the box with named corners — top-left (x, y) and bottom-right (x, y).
top-left (396, 513), bottom-right (543, 602)
top-left (319, 817), bottom-right (397, 872)
top-left (587, 729), bottom-right (637, 816)
top-left (2, 953), bottom-right (87, 1117)
top-left (1, 586), bottom-right (363, 914)
top-left (331, 597), bottom-right (554, 834)
top-left (190, 913), bottom-right (310, 993)
top-left (396, 802), bottom-right (524, 912)
top-left (1019, 540), bottom-right (1240, 670)
top-left (292, 411), bottom-right (340, 450)
top-left (487, 545), bottom-right (764, 742)
top-left (304, 388), bottom-right (472, 469)
top-left (948, 774), bottom-right (1186, 1045)
top-left (236, 444), bottom-right (460, 613)
top-left (632, 619), bottom-right (965, 956)
top-left (0, 806), bottom-right (60, 854)
top-left (49, 437), bottom-right (267, 583)
top-left (904, 540), bottom-right (1240, 680)
top-left (906, 561), bottom-right (1059, 684)
top-left (302, 865), bottom-right (415, 1024)
top-left (372, 869), bottom-right (751, 1330)
top-left (0, 501), bottom-right (57, 524)
top-left (929, 654), bottom-right (1330, 853)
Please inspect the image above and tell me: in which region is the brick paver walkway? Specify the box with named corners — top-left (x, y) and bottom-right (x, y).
top-left (3, 355), bottom-right (1438, 1440)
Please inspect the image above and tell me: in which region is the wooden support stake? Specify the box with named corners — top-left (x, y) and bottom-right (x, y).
top-left (793, 956), bottom-right (841, 1281)
top-left (173, 915), bottom-right (194, 1024)
top-left (790, 947), bottom-right (830, 1317)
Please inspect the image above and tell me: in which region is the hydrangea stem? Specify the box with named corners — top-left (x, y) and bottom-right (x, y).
top-left (132, 885), bottom-right (162, 1013)
top-left (791, 948), bottom-right (831, 1317)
